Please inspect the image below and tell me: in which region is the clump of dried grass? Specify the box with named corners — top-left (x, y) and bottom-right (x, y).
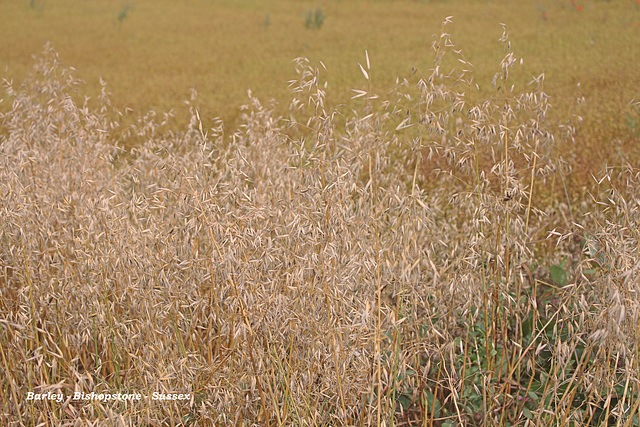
top-left (1, 24), bottom-right (639, 426)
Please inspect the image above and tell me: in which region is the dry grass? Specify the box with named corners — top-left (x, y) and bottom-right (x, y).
top-left (1, 22), bottom-right (640, 425)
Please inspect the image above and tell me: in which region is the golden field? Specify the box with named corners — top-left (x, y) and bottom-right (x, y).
top-left (2, 1), bottom-right (640, 425)
top-left (3, 0), bottom-right (640, 184)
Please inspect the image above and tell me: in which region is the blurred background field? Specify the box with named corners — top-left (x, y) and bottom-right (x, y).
top-left (2, 0), bottom-right (640, 188)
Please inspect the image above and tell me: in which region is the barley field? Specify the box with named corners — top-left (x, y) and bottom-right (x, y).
top-left (2, 1), bottom-right (640, 426)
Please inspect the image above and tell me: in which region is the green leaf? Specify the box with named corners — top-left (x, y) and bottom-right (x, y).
top-left (423, 390), bottom-right (442, 415)
top-left (549, 263), bottom-right (568, 286)
top-left (522, 314), bottom-right (534, 338)
top-left (398, 394), bottom-right (413, 410)
top-left (539, 372), bottom-right (548, 385)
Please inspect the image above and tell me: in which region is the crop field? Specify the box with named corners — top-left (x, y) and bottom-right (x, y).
top-left (2, 0), bottom-right (640, 425)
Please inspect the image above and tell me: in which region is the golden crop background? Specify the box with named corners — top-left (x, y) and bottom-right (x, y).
top-left (2, 0), bottom-right (640, 184)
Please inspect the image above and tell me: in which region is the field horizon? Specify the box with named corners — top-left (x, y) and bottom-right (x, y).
top-left (3, 0), bottom-right (640, 191)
